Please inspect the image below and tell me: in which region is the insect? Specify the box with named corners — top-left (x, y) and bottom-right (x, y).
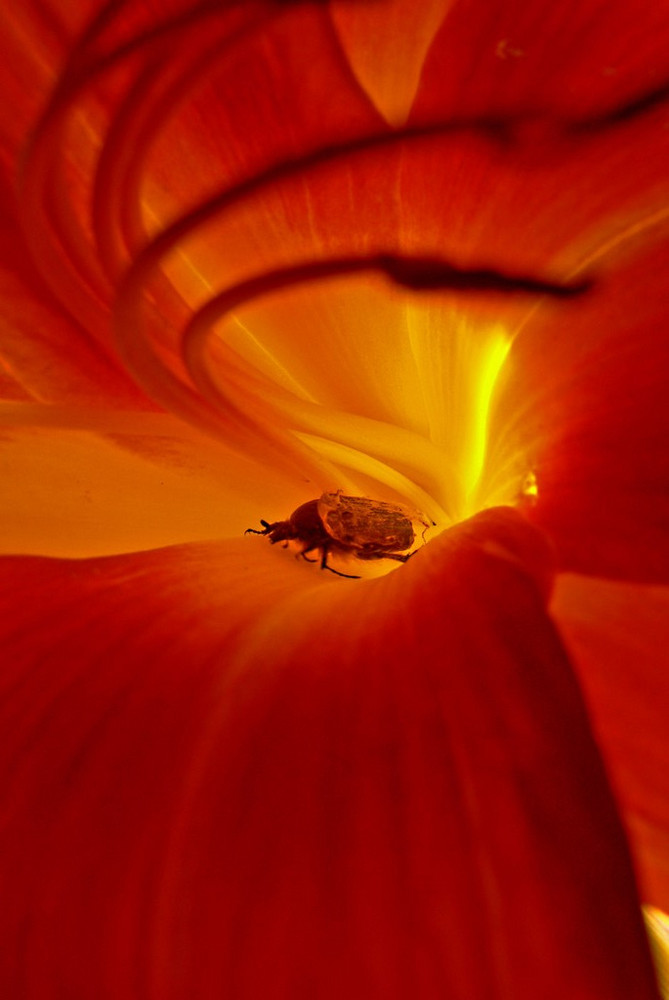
top-left (245, 491), bottom-right (430, 578)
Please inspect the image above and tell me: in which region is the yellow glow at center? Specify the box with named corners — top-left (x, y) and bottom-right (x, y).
top-left (462, 328), bottom-right (511, 510)
top-left (151, 237), bottom-right (523, 529)
top-left (404, 303), bottom-right (515, 520)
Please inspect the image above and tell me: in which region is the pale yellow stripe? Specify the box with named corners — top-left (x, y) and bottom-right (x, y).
top-left (645, 906), bottom-right (669, 998)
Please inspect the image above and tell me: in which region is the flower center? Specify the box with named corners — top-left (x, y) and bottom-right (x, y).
top-left (145, 242), bottom-right (559, 528)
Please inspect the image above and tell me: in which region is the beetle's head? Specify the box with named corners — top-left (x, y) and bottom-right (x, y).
top-left (245, 518), bottom-right (296, 543)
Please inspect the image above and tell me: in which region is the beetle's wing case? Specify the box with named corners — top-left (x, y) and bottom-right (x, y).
top-left (317, 491), bottom-right (417, 552)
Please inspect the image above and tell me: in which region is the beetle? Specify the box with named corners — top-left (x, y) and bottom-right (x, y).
top-left (245, 490), bottom-right (430, 578)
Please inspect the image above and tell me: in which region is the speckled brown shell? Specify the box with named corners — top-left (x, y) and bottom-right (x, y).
top-left (317, 491), bottom-right (415, 553)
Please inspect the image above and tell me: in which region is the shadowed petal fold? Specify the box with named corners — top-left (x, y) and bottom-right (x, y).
top-left (491, 239), bottom-right (669, 583)
top-left (0, 509), bottom-right (659, 998)
top-left (552, 573), bottom-right (669, 911)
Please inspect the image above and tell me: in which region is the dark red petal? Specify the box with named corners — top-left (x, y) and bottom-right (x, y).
top-left (0, 161), bottom-right (146, 407)
top-left (0, 511), bottom-right (659, 998)
top-left (414, 0), bottom-right (669, 123)
top-left (0, 2), bottom-right (96, 158)
top-left (0, 4), bottom-right (150, 406)
top-left (552, 572), bottom-right (669, 910)
top-left (493, 239), bottom-right (669, 583)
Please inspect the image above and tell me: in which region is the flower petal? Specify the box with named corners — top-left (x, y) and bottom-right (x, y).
top-left (0, 418), bottom-right (304, 556)
top-left (329, 0), bottom-right (452, 126)
top-left (396, 1), bottom-right (669, 577)
top-left (487, 238), bottom-right (669, 582)
top-left (0, 2), bottom-right (94, 158)
top-left (552, 572), bottom-right (669, 910)
top-left (413, 0), bottom-right (669, 123)
top-left (0, 164), bottom-right (145, 407)
top-left (0, 509), bottom-right (659, 997)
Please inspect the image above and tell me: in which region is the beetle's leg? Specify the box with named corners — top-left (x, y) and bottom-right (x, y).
top-left (323, 564), bottom-right (361, 579)
top-left (373, 549), bottom-right (418, 562)
top-left (321, 546), bottom-right (360, 579)
top-left (383, 551), bottom-right (414, 563)
top-left (299, 545), bottom-right (319, 564)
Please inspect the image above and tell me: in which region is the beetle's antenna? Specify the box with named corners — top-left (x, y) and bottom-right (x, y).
top-left (244, 519), bottom-right (272, 535)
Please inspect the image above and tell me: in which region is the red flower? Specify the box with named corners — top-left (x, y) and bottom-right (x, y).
top-left (1, 0), bottom-right (668, 996)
